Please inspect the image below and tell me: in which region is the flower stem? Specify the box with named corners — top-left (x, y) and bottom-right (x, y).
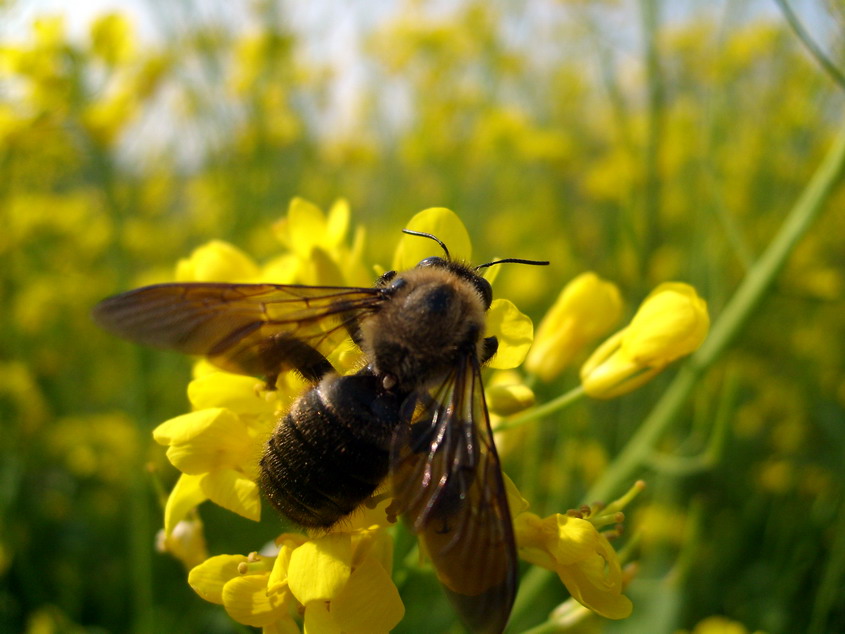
top-left (773, 0), bottom-right (845, 91)
top-left (494, 385), bottom-right (585, 432)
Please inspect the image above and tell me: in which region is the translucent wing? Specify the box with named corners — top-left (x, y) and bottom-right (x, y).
top-left (93, 282), bottom-right (386, 383)
top-left (391, 355), bottom-right (518, 634)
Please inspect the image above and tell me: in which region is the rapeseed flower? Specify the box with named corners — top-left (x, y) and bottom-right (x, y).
top-left (154, 203), bottom-right (543, 631)
top-left (513, 481), bottom-right (644, 621)
top-left (581, 282), bottom-right (710, 398)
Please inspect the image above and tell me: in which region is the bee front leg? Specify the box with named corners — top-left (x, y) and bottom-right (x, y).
top-left (481, 336), bottom-right (498, 365)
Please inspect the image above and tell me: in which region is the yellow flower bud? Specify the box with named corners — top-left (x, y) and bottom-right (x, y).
top-left (580, 282), bottom-right (709, 398)
top-left (525, 272), bottom-right (622, 381)
top-left (486, 382), bottom-right (536, 417)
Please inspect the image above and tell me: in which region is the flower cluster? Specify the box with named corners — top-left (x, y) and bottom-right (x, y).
top-left (151, 202), bottom-right (709, 631)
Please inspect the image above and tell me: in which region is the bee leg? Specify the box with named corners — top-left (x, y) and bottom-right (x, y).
top-left (480, 336), bottom-right (498, 364)
top-left (263, 373), bottom-right (279, 391)
top-left (261, 334), bottom-right (334, 386)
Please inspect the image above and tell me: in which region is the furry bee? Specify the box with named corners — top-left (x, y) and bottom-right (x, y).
top-left (93, 230), bottom-right (547, 634)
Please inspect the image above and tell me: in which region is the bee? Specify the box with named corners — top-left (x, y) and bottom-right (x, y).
top-left (93, 229), bottom-right (548, 634)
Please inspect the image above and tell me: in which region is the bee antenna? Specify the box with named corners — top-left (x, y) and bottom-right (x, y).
top-left (476, 258), bottom-right (550, 270)
top-left (401, 229), bottom-right (451, 260)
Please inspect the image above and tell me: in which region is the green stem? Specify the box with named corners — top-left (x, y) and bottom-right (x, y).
top-left (511, 119), bottom-right (845, 627)
top-left (644, 367), bottom-right (737, 476)
top-left (773, 0), bottom-right (845, 92)
top-left (639, 0), bottom-right (664, 279)
top-left (494, 386), bottom-right (585, 433)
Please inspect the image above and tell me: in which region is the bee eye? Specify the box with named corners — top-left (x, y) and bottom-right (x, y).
top-left (474, 277), bottom-right (493, 309)
top-left (389, 277), bottom-right (408, 291)
top-left (417, 256), bottom-right (446, 268)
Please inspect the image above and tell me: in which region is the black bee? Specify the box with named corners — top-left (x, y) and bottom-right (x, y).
top-left (93, 229), bottom-right (547, 634)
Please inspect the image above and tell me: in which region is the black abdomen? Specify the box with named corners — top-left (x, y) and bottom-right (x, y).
top-left (259, 373), bottom-right (404, 528)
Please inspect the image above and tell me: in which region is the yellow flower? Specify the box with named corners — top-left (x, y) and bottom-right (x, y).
top-left (515, 512), bottom-right (632, 620)
top-left (513, 481), bottom-right (645, 621)
top-left (188, 506), bottom-right (403, 634)
top-left (580, 282), bottom-right (709, 398)
top-left (271, 198), bottom-right (369, 286)
top-left (525, 272), bottom-right (623, 381)
top-left (287, 521), bottom-right (404, 633)
top-left (175, 239), bottom-right (260, 282)
top-left (89, 13), bottom-right (135, 66)
top-left (188, 540), bottom-right (303, 630)
top-left (154, 406), bottom-right (264, 522)
top-left (156, 366), bottom-right (305, 529)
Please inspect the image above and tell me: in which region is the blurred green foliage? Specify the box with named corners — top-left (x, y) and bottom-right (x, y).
top-left (1, 1), bottom-right (844, 632)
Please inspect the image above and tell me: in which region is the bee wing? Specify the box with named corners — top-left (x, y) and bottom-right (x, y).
top-left (391, 355), bottom-right (518, 634)
top-left (93, 282), bottom-right (385, 382)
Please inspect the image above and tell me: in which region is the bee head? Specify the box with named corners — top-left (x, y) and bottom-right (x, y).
top-left (400, 228), bottom-right (548, 310)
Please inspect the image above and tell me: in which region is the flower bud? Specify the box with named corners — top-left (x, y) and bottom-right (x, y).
top-left (580, 282), bottom-right (709, 398)
top-left (525, 272), bottom-right (622, 381)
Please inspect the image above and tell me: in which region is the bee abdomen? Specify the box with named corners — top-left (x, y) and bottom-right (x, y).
top-left (259, 373), bottom-right (403, 528)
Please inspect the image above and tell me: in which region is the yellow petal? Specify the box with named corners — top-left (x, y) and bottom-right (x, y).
top-left (268, 534), bottom-right (308, 592)
top-left (174, 240), bottom-right (259, 282)
top-left (187, 373), bottom-right (274, 415)
top-left (261, 253), bottom-right (301, 284)
top-left (287, 534), bottom-right (352, 604)
top-left (558, 558), bottom-right (632, 620)
top-left (262, 617), bottom-right (302, 634)
top-left (164, 473), bottom-right (207, 535)
top-left (303, 600), bottom-right (341, 634)
top-left (332, 555), bottom-right (405, 634)
top-left (223, 572), bottom-right (289, 627)
top-left (350, 525), bottom-right (394, 572)
top-left (392, 207), bottom-right (472, 271)
top-left (287, 197), bottom-right (326, 257)
top-left (514, 512), bottom-right (577, 570)
top-left (200, 468), bottom-right (261, 521)
top-left (299, 245), bottom-right (345, 286)
top-left (325, 199), bottom-right (350, 247)
top-left (485, 298), bottom-right (534, 369)
top-left (155, 409), bottom-right (253, 474)
top-left (624, 282), bottom-right (709, 364)
top-left (188, 554), bottom-right (247, 604)
top-left (153, 407), bottom-right (238, 445)
top-left (549, 516), bottom-right (604, 565)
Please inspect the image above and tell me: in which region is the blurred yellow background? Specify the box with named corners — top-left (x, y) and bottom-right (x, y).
top-left (2, 1), bottom-right (844, 632)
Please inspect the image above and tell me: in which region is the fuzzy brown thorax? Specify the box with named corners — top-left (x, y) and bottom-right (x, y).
top-left (359, 265), bottom-right (488, 392)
